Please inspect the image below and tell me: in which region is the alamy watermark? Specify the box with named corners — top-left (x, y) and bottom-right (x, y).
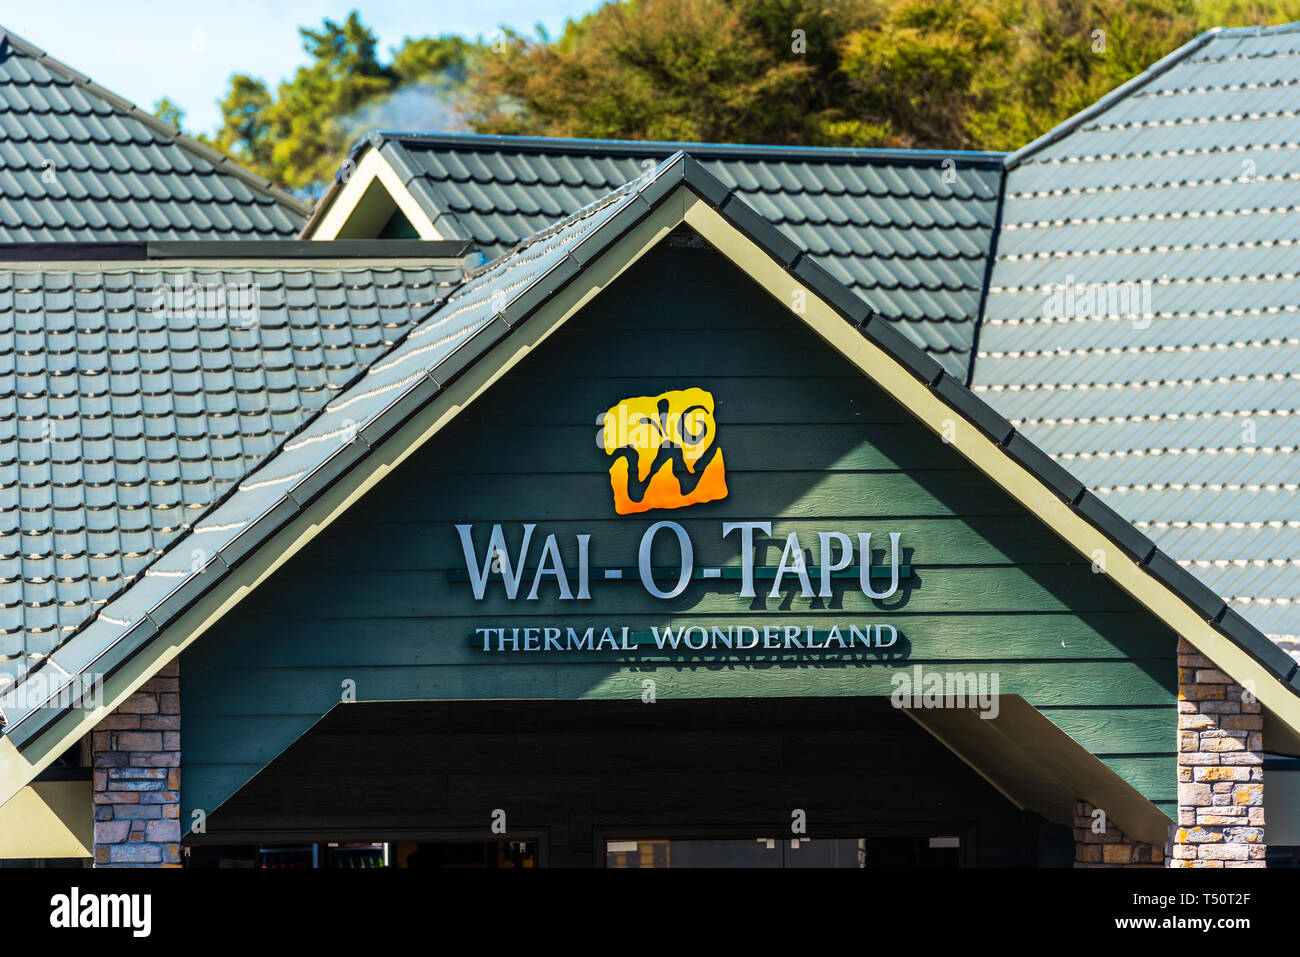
top-left (152, 281), bottom-right (260, 327)
top-left (890, 664), bottom-right (1000, 719)
top-left (0, 671), bottom-right (103, 713)
top-left (1042, 274), bottom-right (1155, 329)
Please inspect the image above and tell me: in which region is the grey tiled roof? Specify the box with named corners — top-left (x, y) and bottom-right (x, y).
top-left (972, 23), bottom-right (1300, 654)
top-left (0, 160), bottom-right (654, 738)
top-left (0, 26), bottom-right (310, 240)
top-left (329, 133), bottom-right (1005, 377)
top-left (0, 261), bottom-right (460, 690)
top-left (9, 151), bottom-right (1297, 750)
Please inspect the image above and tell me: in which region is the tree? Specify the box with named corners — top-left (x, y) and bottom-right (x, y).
top-left (259, 12), bottom-right (396, 192)
top-left (208, 76), bottom-right (275, 172)
top-left (152, 97), bottom-right (187, 133)
top-left (834, 0), bottom-right (1016, 148)
top-left (204, 1), bottom-right (1300, 192)
top-left (205, 16), bottom-right (485, 195)
top-left (392, 34), bottom-right (485, 87)
top-left (461, 0), bottom-right (1300, 151)
top-left (462, 0), bottom-right (842, 144)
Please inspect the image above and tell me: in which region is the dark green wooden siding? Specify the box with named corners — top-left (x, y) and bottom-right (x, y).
top-left (181, 237), bottom-right (1177, 829)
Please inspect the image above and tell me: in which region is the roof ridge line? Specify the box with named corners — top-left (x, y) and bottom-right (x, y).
top-left (0, 238), bottom-right (473, 263)
top-left (365, 130), bottom-right (1007, 167)
top-left (302, 129), bottom-right (1007, 242)
top-left (0, 24), bottom-right (313, 218)
top-left (1210, 19), bottom-right (1300, 37)
top-left (375, 136), bottom-right (472, 242)
top-left (1004, 27), bottom-right (1224, 170)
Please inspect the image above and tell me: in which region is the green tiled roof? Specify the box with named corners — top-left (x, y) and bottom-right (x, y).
top-left (0, 162), bottom-right (648, 738)
top-left (0, 26), bottom-right (310, 240)
top-left (972, 23), bottom-right (1300, 653)
top-left (6, 23), bottom-right (1300, 756)
top-left (0, 257), bottom-right (462, 690)
top-left (7, 153), bottom-right (1297, 752)
top-left (319, 133), bottom-right (1005, 378)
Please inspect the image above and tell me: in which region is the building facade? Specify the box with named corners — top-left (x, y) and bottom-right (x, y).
top-left (1, 22), bottom-right (1298, 868)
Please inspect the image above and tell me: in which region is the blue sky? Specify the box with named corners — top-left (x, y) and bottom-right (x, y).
top-left (5, 2), bottom-right (601, 135)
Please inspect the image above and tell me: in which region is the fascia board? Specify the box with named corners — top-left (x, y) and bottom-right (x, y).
top-left (307, 149), bottom-right (442, 241)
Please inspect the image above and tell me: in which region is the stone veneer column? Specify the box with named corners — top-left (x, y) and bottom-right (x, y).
top-left (1172, 637), bottom-right (1265, 867)
top-left (91, 659), bottom-right (181, 867)
top-left (1072, 800), bottom-right (1164, 867)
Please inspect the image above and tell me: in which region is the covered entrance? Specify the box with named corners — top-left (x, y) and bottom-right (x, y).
top-left (184, 697), bottom-right (1071, 867)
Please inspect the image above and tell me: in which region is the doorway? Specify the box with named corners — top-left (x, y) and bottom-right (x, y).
top-left (188, 697), bottom-right (1052, 866)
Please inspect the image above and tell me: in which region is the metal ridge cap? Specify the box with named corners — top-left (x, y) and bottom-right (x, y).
top-left (373, 139), bottom-right (474, 242)
top-left (0, 260), bottom-right (470, 274)
top-left (1211, 20), bottom-right (1300, 37)
top-left (966, 163), bottom-right (1008, 387)
top-left (368, 130), bottom-right (1007, 168)
top-left (375, 137), bottom-right (427, 187)
top-left (1004, 27), bottom-right (1223, 170)
top-left (145, 239), bottom-right (473, 259)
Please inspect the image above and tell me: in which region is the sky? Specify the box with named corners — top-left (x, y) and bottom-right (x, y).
top-left (4, 1), bottom-right (601, 135)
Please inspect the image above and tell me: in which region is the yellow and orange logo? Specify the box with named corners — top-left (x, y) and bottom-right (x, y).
top-left (601, 388), bottom-right (728, 515)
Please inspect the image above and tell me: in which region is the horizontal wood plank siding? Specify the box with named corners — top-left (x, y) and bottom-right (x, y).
top-left (182, 239), bottom-right (1177, 831)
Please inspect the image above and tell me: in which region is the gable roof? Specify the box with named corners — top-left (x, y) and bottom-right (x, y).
top-left (0, 26), bottom-right (310, 240)
top-left (972, 22), bottom-right (1300, 658)
top-left (305, 132), bottom-right (1007, 378)
top-left (0, 245), bottom-right (466, 692)
top-left (4, 152), bottom-right (1299, 816)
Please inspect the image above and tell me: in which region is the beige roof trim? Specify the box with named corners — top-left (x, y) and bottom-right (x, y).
top-left (0, 780), bottom-right (92, 858)
top-left (306, 149), bottom-right (442, 241)
top-left (906, 697), bottom-right (1170, 842)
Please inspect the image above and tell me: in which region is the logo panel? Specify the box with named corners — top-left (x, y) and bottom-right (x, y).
top-left (601, 387), bottom-right (728, 515)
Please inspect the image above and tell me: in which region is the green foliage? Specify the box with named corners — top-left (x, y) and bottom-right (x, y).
top-left (463, 0), bottom-right (871, 143)
top-left (262, 13), bottom-right (394, 192)
top-left (392, 34), bottom-right (485, 86)
top-left (152, 97), bottom-right (187, 132)
top-left (207, 2), bottom-right (1300, 192)
top-left (208, 75), bottom-right (275, 173)
top-left (206, 13), bottom-right (485, 195)
top-left (461, 0), bottom-right (1300, 150)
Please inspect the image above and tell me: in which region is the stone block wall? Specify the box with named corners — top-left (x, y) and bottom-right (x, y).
top-left (91, 659), bottom-right (181, 867)
top-left (1072, 800), bottom-right (1165, 867)
top-left (1171, 637), bottom-right (1266, 867)
top-left (1073, 637), bottom-right (1268, 868)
